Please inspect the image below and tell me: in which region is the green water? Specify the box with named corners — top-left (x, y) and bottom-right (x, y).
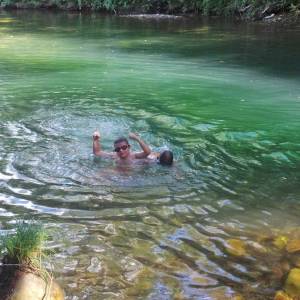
top-left (0, 10), bottom-right (300, 299)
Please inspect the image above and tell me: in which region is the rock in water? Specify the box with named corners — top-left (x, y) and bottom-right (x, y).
top-left (286, 239), bottom-right (300, 253)
top-left (8, 271), bottom-right (64, 300)
top-left (226, 239), bottom-right (247, 257)
top-left (284, 268), bottom-right (300, 298)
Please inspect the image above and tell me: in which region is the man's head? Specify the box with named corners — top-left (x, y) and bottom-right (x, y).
top-left (114, 137), bottom-right (130, 159)
top-left (159, 150), bottom-right (173, 166)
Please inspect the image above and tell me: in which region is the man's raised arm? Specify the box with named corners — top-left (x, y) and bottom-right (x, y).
top-left (92, 130), bottom-right (115, 158)
top-left (129, 132), bottom-right (151, 159)
top-left (93, 130), bottom-right (102, 156)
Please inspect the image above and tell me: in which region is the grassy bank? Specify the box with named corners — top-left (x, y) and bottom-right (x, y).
top-left (0, 0), bottom-right (299, 20)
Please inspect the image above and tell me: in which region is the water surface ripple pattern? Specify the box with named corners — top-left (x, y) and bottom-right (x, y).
top-left (0, 11), bottom-right (300, 300)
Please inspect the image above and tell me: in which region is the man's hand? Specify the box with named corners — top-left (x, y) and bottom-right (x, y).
top-left (93, 130), bottom-right (100, 141)
top-left (128, 132), bottom-right (140, 141)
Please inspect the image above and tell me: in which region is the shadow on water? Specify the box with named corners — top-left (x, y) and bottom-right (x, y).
top-left (1, 10), bottom-right (300, 78)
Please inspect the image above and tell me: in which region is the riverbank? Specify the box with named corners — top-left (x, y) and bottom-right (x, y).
top-left (121, 12), bottom-right (300, 24)
top-left (0, 0), bottom-right (299, 22)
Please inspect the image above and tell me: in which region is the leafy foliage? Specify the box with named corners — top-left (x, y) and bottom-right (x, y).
top-left (0, 0), bottom-right (299, 18)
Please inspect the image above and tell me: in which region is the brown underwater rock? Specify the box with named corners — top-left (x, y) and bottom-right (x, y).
top-left (286, 240), bottom-right (300, 253)
top-left (225, 239), bottom-right (247, 257)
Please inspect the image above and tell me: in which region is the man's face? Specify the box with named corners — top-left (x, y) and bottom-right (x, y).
top-left (114, 141), bottom-right (130, 159)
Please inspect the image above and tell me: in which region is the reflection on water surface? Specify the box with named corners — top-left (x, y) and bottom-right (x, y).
top-left (0, 10), bottom-right (300, 300)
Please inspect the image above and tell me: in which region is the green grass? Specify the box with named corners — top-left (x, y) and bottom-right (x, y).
top-left (0, 220), bottom-right (47, 266)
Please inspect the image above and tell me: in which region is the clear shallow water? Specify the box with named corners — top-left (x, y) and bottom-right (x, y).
top-left (0, 10), bottom-right (300, 299)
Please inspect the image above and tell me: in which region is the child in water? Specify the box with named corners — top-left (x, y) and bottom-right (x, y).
top-left (148, 149), bottom-right (174, 166)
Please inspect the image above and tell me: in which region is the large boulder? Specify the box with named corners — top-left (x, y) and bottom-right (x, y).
top-left (1, 269), bottom-right (64, 300)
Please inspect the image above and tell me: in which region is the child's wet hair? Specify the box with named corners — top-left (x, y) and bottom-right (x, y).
top-left (159, 150), bottom-right (173, 166)
top-left (114, 137), bottom-right (129, 145)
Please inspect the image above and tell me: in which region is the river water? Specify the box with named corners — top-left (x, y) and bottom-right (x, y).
top-left (0, 10), bottom-right (300, 300)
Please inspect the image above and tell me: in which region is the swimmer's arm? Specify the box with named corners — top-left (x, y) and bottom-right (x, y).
top-left (92, 131), bottom-right (115, 158)
top-left (129, 132), bottom-right (151, 159)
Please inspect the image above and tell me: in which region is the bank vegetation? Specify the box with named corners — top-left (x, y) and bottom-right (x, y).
top-left (0, 0), bottom-right (299, 20)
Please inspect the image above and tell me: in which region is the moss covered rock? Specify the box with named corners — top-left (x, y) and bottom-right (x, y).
top-left (284, 268), bottom-right (300, 298)
top-left (273, 236), bottom-right (288, 250)
top-left (274, 290), bottom-right (292, 300)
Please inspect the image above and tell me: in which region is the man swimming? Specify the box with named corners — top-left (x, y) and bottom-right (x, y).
top-left (92, 130), bottom-right (151, 162)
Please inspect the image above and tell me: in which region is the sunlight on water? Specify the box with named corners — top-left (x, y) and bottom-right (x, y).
top-left (0, 10), bottom-right (300, 300)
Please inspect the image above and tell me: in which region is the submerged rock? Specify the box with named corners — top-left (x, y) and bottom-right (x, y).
top-left (284, 268), bottom-right (300, 298)
top-left (274, 290), bottom-right (292, 300)
top-left (226, 239), bottom-right (247, 257)
top-left (271, 260), bottom-right (290, 281)
top-left (286, 240), bottom-right (300, 253)
top-left (232, 295), bottom-right (245, 300)
top-left (247, 240), bottom-right (268, 254)
top-left (273, 236), bottom-right (288, 250)
top-left (289, 255), bottom-right (300, 268)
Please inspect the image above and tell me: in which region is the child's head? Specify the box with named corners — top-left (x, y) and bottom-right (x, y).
top-left (159, 150), bottom-right (173, 166)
